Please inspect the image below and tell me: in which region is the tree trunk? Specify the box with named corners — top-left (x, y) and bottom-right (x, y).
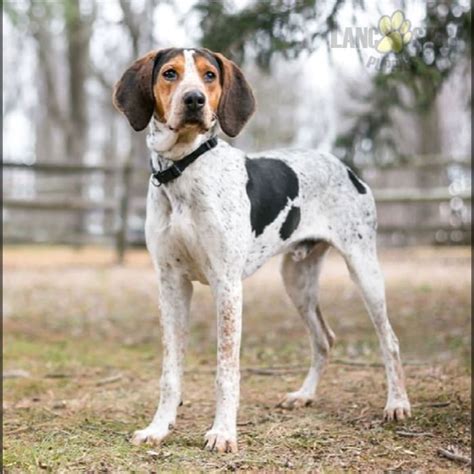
top-left (65, 0), bottom-right (91, 236)
top-left (415, 98), bottom-right (442, 227)
top-left (29, 2), bottom-right (66, 163)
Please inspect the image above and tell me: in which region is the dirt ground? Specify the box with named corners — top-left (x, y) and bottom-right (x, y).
top-left (3, 245), bottom-right (471, 472)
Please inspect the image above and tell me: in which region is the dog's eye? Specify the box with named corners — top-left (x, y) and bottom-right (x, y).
top-left (163, 69), bottom-right (178, 81)
top-left (204, 71), bottom-right (216, 82)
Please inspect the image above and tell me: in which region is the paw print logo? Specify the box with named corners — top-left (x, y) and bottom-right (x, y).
top-left (376, 10), bottom-right (412, 54)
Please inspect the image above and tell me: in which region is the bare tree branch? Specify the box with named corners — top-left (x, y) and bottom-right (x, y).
top-left (119, 0), bottom-right (140, 55)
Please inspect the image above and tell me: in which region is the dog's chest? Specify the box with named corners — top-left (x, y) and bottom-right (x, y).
top-left (146, 178), bottom-right (222, 281)
top-left (161, 187), bottom-right (202, 244)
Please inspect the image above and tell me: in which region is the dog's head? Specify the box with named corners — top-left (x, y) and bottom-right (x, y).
top-left (113, 48), bottom-right (255, 138)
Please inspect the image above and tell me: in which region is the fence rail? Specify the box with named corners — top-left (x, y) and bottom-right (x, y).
top-left (373, 188), bottom-right (471, 203)
top-left (357, 155), bottom-right (470, 169)
top-left (3, 157), bottom-right (471, 261)
top-left (4, 198), bottom-right (117, 212)
top-left (2, 161), bottom-right (121, 174)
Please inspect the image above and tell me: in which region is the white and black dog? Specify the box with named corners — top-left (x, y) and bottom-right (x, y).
top-left (113, 47), bottom-right (411, 453)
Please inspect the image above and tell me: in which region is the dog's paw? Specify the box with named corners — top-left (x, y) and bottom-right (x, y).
top-left (131, 425), bottom-right (169, 446)
top-left (203, 429), bottom-right (238, 453)
top-left (277, 392), bottom-right (314, 409)
top-left (383, 399), bottom-right (411, 421)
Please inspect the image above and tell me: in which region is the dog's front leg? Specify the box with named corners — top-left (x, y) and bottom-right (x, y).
top-left (132, 272), bottom-right (192, 446)
top-left (204, 279), bottom-right (242, 453)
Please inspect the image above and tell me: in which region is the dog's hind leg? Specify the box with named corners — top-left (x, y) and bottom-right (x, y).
top-left (278, 241), bottom-right (335, 409)
top-left (342, 238), bottom-right (411, 421)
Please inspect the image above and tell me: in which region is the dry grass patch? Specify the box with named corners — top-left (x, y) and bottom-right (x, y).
top-left (3, 245), bottom-right (471, 471)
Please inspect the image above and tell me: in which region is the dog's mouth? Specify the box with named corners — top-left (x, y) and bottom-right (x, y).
top-left (184, 109), bottom-right (205, 123)
top-left (170, 114), bottom-right (210, 133)
top-left (168, 110), bottom-right (217, 134)
top-left (184, 117), bottom-right (203, 126)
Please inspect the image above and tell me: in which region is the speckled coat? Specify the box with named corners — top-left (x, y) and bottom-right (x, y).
top-left (113, 48), bottom-right (411, 454)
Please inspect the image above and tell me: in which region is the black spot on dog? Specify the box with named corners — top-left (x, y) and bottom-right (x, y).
top-left (280, 206), bottom-right (301, 240)
top-left (245, 158), bottom-right (299, 237)
top-left (347, 168), bottom-right (367, 194)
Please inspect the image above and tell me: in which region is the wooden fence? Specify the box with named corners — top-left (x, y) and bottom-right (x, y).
top-left (3, 156), bottom-right (471, 262)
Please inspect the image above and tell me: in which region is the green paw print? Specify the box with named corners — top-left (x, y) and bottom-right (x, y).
top-left (376, 10), bottom-right (412, 54)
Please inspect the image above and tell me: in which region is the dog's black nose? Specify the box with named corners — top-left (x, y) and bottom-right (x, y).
top-left (183, 91), bottom-right (205, 111)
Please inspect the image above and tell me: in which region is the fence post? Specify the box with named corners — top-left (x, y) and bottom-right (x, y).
top-left (115, 163), bottom-right (132, 264)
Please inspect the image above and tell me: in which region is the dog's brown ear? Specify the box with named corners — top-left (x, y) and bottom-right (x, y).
top-left (113, 50), bottom-right (159, 132)
top-left (213, 53), bottom-right (256, 137)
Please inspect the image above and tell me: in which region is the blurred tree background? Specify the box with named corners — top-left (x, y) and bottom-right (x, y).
top-left (3, 0), bottom-right (471, 247)
top-left (195, 0), bottom-right (471, 165)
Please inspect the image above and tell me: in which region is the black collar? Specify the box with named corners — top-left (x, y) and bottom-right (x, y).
top-left (150, 136), bottom-right (218, 186)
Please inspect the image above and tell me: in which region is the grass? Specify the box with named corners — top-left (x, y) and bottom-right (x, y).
top-left (3, 245), bottom-right (471, 472)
